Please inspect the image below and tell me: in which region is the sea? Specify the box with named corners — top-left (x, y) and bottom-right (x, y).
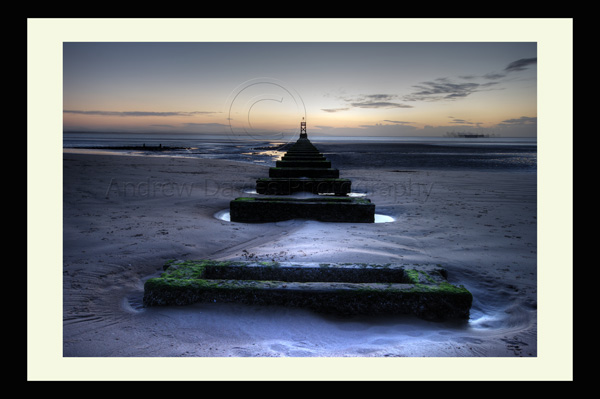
top-left (63, 132), bottom-right (537, 173)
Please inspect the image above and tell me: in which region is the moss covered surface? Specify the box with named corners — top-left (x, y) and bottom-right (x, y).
top-left (143, 260), bottom-right (473, 320)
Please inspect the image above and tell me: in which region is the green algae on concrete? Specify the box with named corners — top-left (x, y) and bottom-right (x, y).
top-left (143, 260), bottom-right (473, 320)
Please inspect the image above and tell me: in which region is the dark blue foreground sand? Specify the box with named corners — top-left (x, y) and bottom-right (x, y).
top-left (60, 142), bottom-right (539, 373)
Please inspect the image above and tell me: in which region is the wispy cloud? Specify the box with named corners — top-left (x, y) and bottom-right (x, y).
top-left (402, 57), bottom-right (536, 102)
top-left (323, 93), bottom-right (413, 113)
top-left (350, 101), bottom-right (412, 109)
top-left (320, 57), bottom-right (536, 117)
top-left (449, 118), bottom-right (476, 125)
top-left (322, 57), bottom-right (536, 111)
top-left (321, 107), bottom-right (350, 113)
top-left (403, 78), bottom-right (500, 102)
top-left (64, 110), bottom-right (218, 117)
top-left (482, 72), bottom-right (508, 80)
top-left (350, 94), bottom-right (413, 109)
top-left (180, 122), bottom-right (229, 128)
top-left (383, 120), bottom-right (413, 125)
top-left (149, 124), bottom-right (177, 128)
top-left (498, 116), bottom-right (537, 125)
top-left (504, 58), bottom-right (537, 72)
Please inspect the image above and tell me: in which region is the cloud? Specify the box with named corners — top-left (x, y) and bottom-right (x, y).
top-left (181, 122), bottom-right (229, 128)
top-left (352, 94), bottom-right (413, 109)
top-left (498, 116), bottom-right (537, 125)
top-left (402, 57), bottom-right (536, 102)
top-left (504, 58), bottom-right (537, 72)
top-left (149, 124), bottom-right (177, 128)
top-left (321, 107), bottom-right (350, 113)
top-left (479, 58), bottom-right (538, 79)
top-left (327, 93), bottom-right (413, 111)
top-left (321, 56), bottom-right (537, 113)
top-left (383, 120), bottom-right (413, 125)
top-left (64, 110), bottom-right (218, 117)
top-left (313, 125), bottom-right (335, 130)
top-left (482, 72), bottom-right (508, 80)
top-left (350, 101), bottom-right (412, 109)
top-left (363, 94), bottom-right (396, 101)
top-left (403, 79), bottom-right (500, 102)
top-left (450, 118), bottom-right (475, 125)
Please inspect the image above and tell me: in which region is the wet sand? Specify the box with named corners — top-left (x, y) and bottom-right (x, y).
top-left (32, 145), bottom-right (567, 379)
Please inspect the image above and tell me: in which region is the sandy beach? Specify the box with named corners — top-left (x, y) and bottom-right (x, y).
top-left (22, 18), bottom-right (576, 382)
top-left (59, 144), bottom-right (540, 366)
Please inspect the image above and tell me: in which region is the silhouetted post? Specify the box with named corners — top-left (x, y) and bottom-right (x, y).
top-left (300, 118), bottom-right (307, 138)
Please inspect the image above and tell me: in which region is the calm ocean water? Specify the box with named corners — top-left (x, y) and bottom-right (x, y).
top-left (63, 132), bottom-right (537, 172)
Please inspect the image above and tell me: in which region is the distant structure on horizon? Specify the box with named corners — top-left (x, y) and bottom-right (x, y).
top-left (445, 131), bottom-right (499, 138)
top-left (300, 117), bottom-right (307, 138)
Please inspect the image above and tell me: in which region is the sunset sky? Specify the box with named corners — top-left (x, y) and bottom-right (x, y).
top-left (63, 40), bottom-right (537, 138)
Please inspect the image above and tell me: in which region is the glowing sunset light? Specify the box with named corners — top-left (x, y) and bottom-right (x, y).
top-left (63, 42), bottom-right (537, 138)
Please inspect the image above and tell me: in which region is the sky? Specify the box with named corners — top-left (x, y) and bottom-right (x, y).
top-left (63, 42), bottom-right (537, 138)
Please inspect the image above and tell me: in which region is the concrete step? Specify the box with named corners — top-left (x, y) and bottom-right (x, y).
top-left (230, 196), bottom-right (374, 223)
top-left (143, 260), bottom-right (473, 320)
top-left (256, 177), bottom-right (351, 195)
top-left (276, 160), bottom-right (332, 168)
top-left (269, 167), bottom-right (340, 178)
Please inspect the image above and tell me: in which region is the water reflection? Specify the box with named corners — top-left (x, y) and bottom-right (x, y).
top-left (214, 209), bottom-right (394, 224)
top-left (374, 214), bottom-right (395, 223)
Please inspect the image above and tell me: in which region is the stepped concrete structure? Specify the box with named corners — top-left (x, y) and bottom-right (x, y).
top-left (230, 120), bottom-right (375, 223)
top-left (144, 122), bottom-right (474, 318)
top-left (257, 131), bottom-right (350, 195)
top-left (143, 260), bottom-right (473, 320)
